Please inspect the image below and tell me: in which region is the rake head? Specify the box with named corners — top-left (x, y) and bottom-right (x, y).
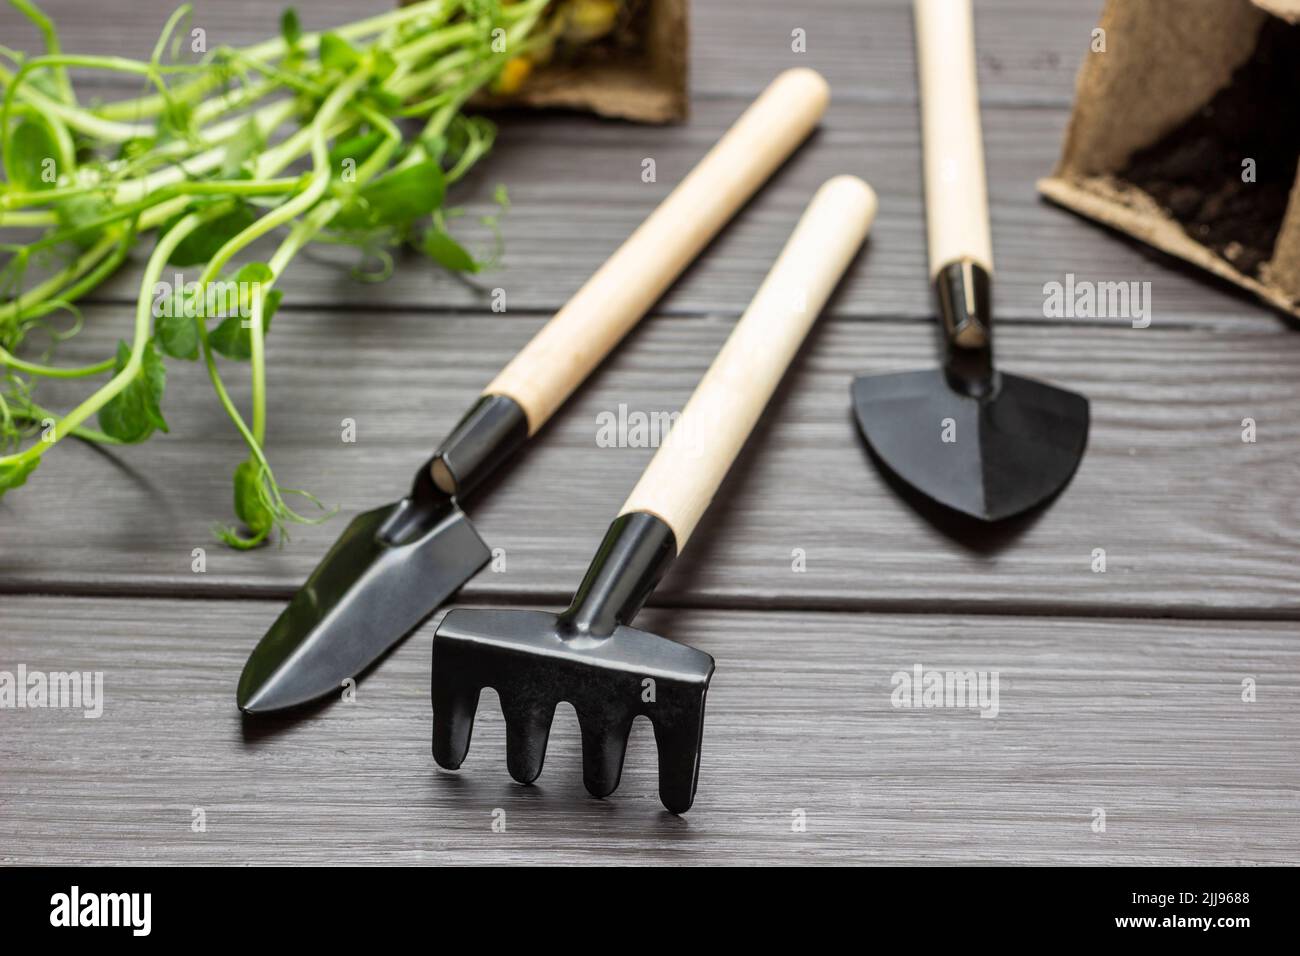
top-left (432, 607), bottom-right (715, 814)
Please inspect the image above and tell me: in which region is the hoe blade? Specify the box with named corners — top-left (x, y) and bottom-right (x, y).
top-left (432, 608), bottom-right (715, 814)
top-left (852, 368), bottom-right (1089, 522)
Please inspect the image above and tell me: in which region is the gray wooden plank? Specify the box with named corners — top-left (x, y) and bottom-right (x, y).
top-left (0, 0), bottom-right (1105, 106)
top-left (3, 306), bottom-right (1299, 616)
top-left (692, 0), bottom-right (1105, 106)
top-left (11, 97), bottom-right (1281, 328)
top-left (0, 595), bottom-right (1294, 864)
top-left (5, 1), bottom-right (1265, 326)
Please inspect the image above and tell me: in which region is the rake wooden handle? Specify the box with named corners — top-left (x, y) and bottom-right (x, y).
top-left (485, 68), bottom-right (831, 435)
top-left (619, 176), bottom-right (878, 547)
top-left (915, 0), bottom-right (993, 277)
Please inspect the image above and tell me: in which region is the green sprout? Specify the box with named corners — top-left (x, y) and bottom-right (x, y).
top-left (0, 0), bottom-right (582, 545)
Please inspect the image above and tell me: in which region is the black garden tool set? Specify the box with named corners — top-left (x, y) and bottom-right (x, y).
top-left (239, 0), bottom-right (1090, 814)
top-left (432, 175), bottom-right (876, 813)
top-left (238, 67), bottom-right (832, 715)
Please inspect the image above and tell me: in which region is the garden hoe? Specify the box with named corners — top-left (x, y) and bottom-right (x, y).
top-left (237, 68), bottom-right (833, 714)
top-left (431, 175), bottom-right (878, 813)
top-left (851, 0), bottom-right (1088, 521)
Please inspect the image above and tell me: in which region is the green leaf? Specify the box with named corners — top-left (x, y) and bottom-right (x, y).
top-left (220, 117), bottom-right (265, 179)
top-left (281, 8), bottom-right (302, 47)
top-left (319, 32), bottom-right (360, 71)
top-left (116, 137), bottom-right (155, 163)
top-left (156, 308), bottom-right (198, 360)
top-left (208, 318), bottom-right (248, 359)
top-left (209, 264), bottom-right (279, 361)
top-left (361, 86), bottom-right (403, 112)
top-left (265, 290), bottom-right (284, 325)
top-left (26, 70), bottom-right (65, 103)
top-left (97, 341), bottom-right (168, 443)
top-left (422, 225), bottom-right (480, 274)
top-left (420, 133), bottom-right (447, 165)
top-left (158, 98), bottom-right (195, 142)
top-left (328, 130), bottom-right (386, 178)
top-left (4, 117), bottom-right (66, 192)
top-left (140, 342), bottom-right (167, 432)
top-left (166, 204), bottom-right (256, 266)
top-left (55, 193), bottom-right (113, 250)
top-left (234, 261), bottom-right (275, 286)
top-left (0, 456), bottom-right (39, 495)
top-left (232, 458), bottom-right (273, 537)
top-left (368, 49), bottom-right (397, 83)
top-left (333, 160), bottom-right (446, 230)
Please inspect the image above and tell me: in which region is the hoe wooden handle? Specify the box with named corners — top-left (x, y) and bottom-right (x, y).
top-left (619, 176), bottom-right (877, 547)
top-left (485, 68), bottom-right (831, 434)
top-left (915, 0), bottom-right (993, 277)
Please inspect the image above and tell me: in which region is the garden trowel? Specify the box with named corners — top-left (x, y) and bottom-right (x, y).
top-left (432, 176), bottom-right (878, 812)
top-left (852, 0), bottom-right (1088, 522)
top-left (237, 68), bottom-right (832, 714)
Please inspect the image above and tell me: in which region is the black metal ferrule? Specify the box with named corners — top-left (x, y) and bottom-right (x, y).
top-left (936, 258), bottom-right (995, 397)
top-left (425, 393), bottom-right (528, 500)
top-left (558, 512), bottom-right (678, 639)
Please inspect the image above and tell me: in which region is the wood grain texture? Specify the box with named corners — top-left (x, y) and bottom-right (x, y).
top-left (916, 0), bottom-right (996, 276)
top-left (485, 67), bottom-right (831, 434)
top-left (620, 174), bottom-right (876, 545)
top-left (3, 0), bottom-right (1298, 867)
top-left (34, 99), bottom-right (1282, 328)
top-left (1, 0), bottom-right (1272, 327)
top-left (1, 596), bottom-right (1295, 865)
top-left (0, 0), bottom-right (1105, 105)
top-left (3, 305), bottom-right (1299, 616)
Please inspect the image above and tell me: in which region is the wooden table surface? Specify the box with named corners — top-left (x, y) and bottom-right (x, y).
top-left (2, 0), bottom-right (1297, 865)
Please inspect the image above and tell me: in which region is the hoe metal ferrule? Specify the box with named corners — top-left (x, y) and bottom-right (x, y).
top-left (936, 257), bottom-right (995, 398)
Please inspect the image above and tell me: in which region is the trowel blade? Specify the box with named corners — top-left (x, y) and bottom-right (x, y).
top-left (237, 493), bottom-right (490, 714)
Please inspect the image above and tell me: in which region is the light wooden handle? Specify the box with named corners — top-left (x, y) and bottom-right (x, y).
top-left (915, 0), bottom-right (993, 276)
top-left (619, 176), bottom-right (878, 547)
top-left (485, 68), bottom-right (831, 434)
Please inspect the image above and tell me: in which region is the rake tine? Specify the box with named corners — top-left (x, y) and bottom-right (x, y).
top-left (502, 699), bottom-right (554, 785)
top-left (579, 714), bottom-right (634, 799)
top-left (431, 678), bottom-right (481, 770)
top-left (653, 703), bottom-right (708, 815)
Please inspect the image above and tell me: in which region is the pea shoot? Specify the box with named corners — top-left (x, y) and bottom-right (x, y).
top-left (0, 0), bottom-right (616, 546)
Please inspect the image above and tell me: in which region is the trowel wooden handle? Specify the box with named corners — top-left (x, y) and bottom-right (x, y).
top-left (619, 176), bottom-right (877, 548)
top-left (915, 0), bottom-right (993, 277)
top-left (485, 68), bottom-right (831, 435)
